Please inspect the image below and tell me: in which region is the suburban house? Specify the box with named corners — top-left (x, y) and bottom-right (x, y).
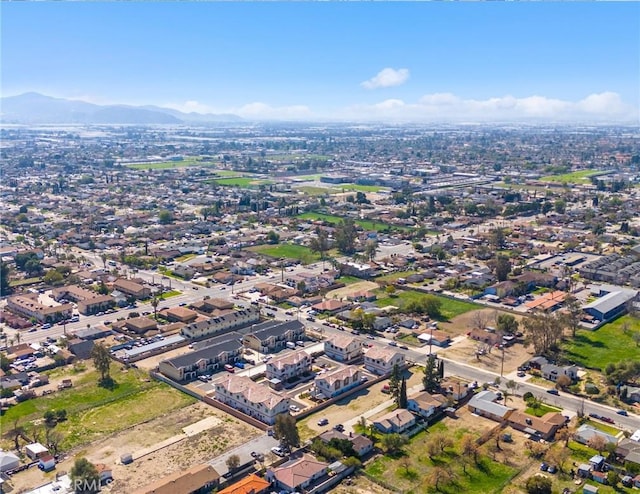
top-left (240, 320), bottom-right (305, 354)
top-left (7, 294), bottom-right (73, 324)
top-left (311, 299), bottom-right (352, 315)
top-left (373, 409), bottom-right (417, 434)
top-left (0, 451), bottom-right (20, 473)
top-left (407, 392), bottom-right (447, 419)
top-left (318, 430), bottom-right (374, 457)
top-left (363, 347), bottom-right (405, 376)
top-left (217, 473), bottom-right (271, 494)
top-left (66, 338), bottom-right (94, 360)
top-left (541, 362), bottom-right (579, 383)
top-left (124, 316), bottom-right (158, 335)
top-left (159, 332), bottom-right (243, 381)
top-left (181, 307), bottom-right (260, 340)
top-left (467, 390), bottom-right (514, 422)
top-left (163, 306), bottom-right (199, 323)
top-left (214, 375), bottom-right (290, 425)
top-left (313, 365), bottom-right (361, 399)
top-left (440, 377), bottom-right (473, 402)
top-left (265, 350), bottom-right (312, 382)
top-left (416, 329), bottom-right (451, 347)
top-left (112, 278), bottom-right (151, 300)
top-left (25, 443), bottom-right (49, 460)
top-left (574, 424), bottom-right (618, 447)
top-left (507, 410), bottom-right (566, 441)
top-left (51, 285), bottom-right (115, 315)
top-left (324, 334), bottom-right (363, 363)
top-left (132, 463), bottom-right (220, 494)
top-left (267, 454), bottom-right (329, 493)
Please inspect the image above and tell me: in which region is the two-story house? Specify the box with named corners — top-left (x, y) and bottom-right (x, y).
top-left (267, 454), bottom-right (329, 493)
top-left (214, 375), bottom-right (290, 425)
top-left (373, 409), bottom-right (417, 434)
top-left (324, 335), bottom-right (362, 363)
top-left (363, 347), bottom-right (405, 376)
top-left (541, 363), bottom-right (579, 383)
top-left (266, 350), bottom-right (312, 382)
top-left (313, 365), bottom-right (360, 399)
top-left (407, 391), bottom-right (447, 419)
top-left (181, 307), bottom-right (260, 340)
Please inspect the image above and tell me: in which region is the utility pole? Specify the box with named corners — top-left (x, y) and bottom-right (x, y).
top-left (500, 344), bottom-right (505, 377)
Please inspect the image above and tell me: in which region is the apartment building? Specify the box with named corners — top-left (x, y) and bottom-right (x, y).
top-left (240, 320), bottom-right (305, 354)
top-left (363, 347), bottom-right (405, 376)
top-left (51, 285), bottom-right (115, 315)
top-left (159, 332), bottom-right (243, 382)
top-left (112, 278), bottom-right (151, 300)
top-left (7, 294), bottom-right (73, 324)
top-left (214, 375), bottom-right (290, 425)
top-left (313, 365), bottom-right (360, 399)
top-left (181, 306), bottom-right (260, 340)
top-left (266, 350), bottom-right (312, 382)
top-left (324, 334), bottom-right (362, 363)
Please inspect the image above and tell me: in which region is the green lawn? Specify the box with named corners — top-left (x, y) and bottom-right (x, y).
top-left (126, 158), bottom-right (217, 170)
top-left (212, 177), bottom-right (273, 187)
top-left (158, 290), bottom-right (181, 299)
top-left (296, 212), bottom-right (399, 232)
top-left (336, 275), bottom-right (365, 285)
top-left (525, 403), bottom-right (562, 417)
top-left (563, 315), bottom-right (640, 370)
top-left (9, 277), bottom-right (44, 287)
top-left (247, 244), bottom-right (320, 265)
top-left (540, 169), bottom-right (607, 184)
top-left (376, 270), bottom-right (421, 283)
top-left (295, 186), bottom-right (337, 196)
top-left (337, 183), bottom-right (386, 193)
top-left (376, 290), bottom-right (480, 321)
top-left (0, 366), bottom-right (195, 451)
top-left (364, 424), bottom-right (518, 493)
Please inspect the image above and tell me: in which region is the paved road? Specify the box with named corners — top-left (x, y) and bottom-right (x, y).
top-left (209, 433), bottom-right (279, 476)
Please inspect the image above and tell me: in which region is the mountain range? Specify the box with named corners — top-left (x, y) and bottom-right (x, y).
top-left (0, 92), bottom-right (242, 124)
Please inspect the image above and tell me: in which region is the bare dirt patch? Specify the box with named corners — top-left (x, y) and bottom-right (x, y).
top-left (326, 281), bottom-right (379, 300)
top-left (7, 403), bottom-right (261, 494)
top-left (332, 473), bottom-right (394, 494)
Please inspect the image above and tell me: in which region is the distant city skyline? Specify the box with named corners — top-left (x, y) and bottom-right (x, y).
top-left (2, 2), bottom-right (639, 123)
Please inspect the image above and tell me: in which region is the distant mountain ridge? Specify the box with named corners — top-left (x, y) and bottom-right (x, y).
top-left (0, 92), bottom-right (242, 124)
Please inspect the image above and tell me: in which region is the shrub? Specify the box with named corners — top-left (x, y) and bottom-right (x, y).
top-left (585, 383), bottom-right (600, 395)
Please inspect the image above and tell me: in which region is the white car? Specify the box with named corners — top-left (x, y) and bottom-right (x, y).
top-left (289, 405), bottom-right (300, 412)
top-left (271, 447), bottom-right (286, 457)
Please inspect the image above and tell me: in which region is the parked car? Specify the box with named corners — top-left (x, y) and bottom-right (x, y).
top-left (601, 416), bottom-right (615, 424)
top-left (333, 424), bottom-right (344, 432)
top-left (540, 462), bottom-right (549, 472)
top-left (271, 447), bottom-right (286, 457)
top-left (546, 388), bottom-right (559, 395)
top-left (616, 410), bottom-right (628, 416)
top-left (547, 465), bottom-right (557, 474)
top-left (317, 418), bottom-right (329, 426)
top-left (224, 364), bottom-right (235, 373)
top-left (289, 405), bottom-right (300, 413)
top-left (398, 345), bottom-right (409, 350)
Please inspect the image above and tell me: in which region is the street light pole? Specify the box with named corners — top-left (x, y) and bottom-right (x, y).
top-left (500, 344), bottom-right (505, 377)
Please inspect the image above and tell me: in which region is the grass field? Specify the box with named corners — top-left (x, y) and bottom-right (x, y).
top-left (365, 424), bottom-right (518, 493)
top-left (563, 314), bottom-right (640, 370)
top-left (9, 277), bottom-right (44, 287)
top-left (247, 243), bottom-right (320, 265)
top-left (295, 186), bottom-right (337, 196)
top-left (296, 212), bottom-right (398, 232)
top-left (126, 158), bottom-right (217, 170)
top-left (524, 403), bottom-right (562, 417)
top-left (540, 169), bottom-right (607, 184)
top-left (337, 183), bottom-right (386, 193)
top-left (375, 290), bottom-right (480, 321)
top-left (0, 366), bottom-right (195, 451)
top-left (212, 177), bottom-right (273, 187)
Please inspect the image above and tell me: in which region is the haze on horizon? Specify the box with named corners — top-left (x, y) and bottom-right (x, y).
top-left (2, 2), bottom-right (639, 124)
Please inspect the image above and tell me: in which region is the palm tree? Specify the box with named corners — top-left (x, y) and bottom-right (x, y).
top-left (151, 295), bottom-right (160, 320)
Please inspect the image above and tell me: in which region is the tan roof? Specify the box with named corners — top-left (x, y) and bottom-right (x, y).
top-left (374, 409), bottom-right (415, 429)
top-left (217, 375), bottom-right (287, 409)
top-left (508, 410), bottom-right (562, 435)
top-left (269, 350), bottom-right (310, 370)
top-left (409, 391), bottom-right (447, 409)
top-left (272, 454), bottom-right (328, 490)
top-left (132, 463), bottom-right (219, 494)
top-left (327, 334), bottom-right (358, 349)
top-left (113, 278), bottom-right (147, 293)
top-left (364, 346), bottom-right (403, 363)
top-left (316, 365), bottom-right (359, 387)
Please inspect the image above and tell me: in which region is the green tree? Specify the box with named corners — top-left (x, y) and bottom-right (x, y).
top-left (525, 474), bottom-right (552, 494)
top-left (380, 433), bottom-right (408, 454)
top-left (226, 454), bottom-right (240, 471)
top-left (363, 239), bottom-right (378, 261)
top-left (266, 231), bottom-right (280, 244)
top-left (389, 363), bottom-right (402, 405)
top-left (490, 228), bottom-right (506, 250)
top-left (423, 354), bottom-right (441, 392)
top-left (334, 218), bottom-right (357, 255)
top-left (309, 228), bottom-right (330, 270)
top-left (274, 413), bottom-right (300, 450)
top-left (70, 457), bottom-right (101, 494)
top-left (158, 209), bottom-right (174, 224)
top-left (44, 269), bottom-right (64, 285)
top-left (0, 262), bottom-right (11, 295)
top-left (490, 254), bottom-right (512, 282)
top-left (399, 376), bottom-right (408, 409)
top-left (496, 313), bottom-right (519, 334)
top-left (91, 343), bottom-right (111, 383)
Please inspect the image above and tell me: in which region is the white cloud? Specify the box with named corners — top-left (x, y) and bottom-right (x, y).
top-left (361, 68), bottom-right (410, 90)
top-left (163, 100), bottom-right (218, 114)
top-left (341, 92), bottom-right (637, 123)
top-left (236, 102), bottom-right (312, 120)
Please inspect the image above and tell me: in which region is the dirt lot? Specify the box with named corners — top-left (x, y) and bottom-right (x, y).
top-left (332, 474), bottom-right (394, 494)
top-left (299, 368), bottom-right (425, 439)
top-left (438, 308), bottom-right (533, 374)
top-left (7, 403), bottom-right (261, 494)
top-left (326, 281), bottom-right (379, 300)
top-left (134, 344), bottom-right (192, 371)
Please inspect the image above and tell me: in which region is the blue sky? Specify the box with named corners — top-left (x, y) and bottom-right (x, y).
top-left (2, 2), bottom-right (639, 122)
